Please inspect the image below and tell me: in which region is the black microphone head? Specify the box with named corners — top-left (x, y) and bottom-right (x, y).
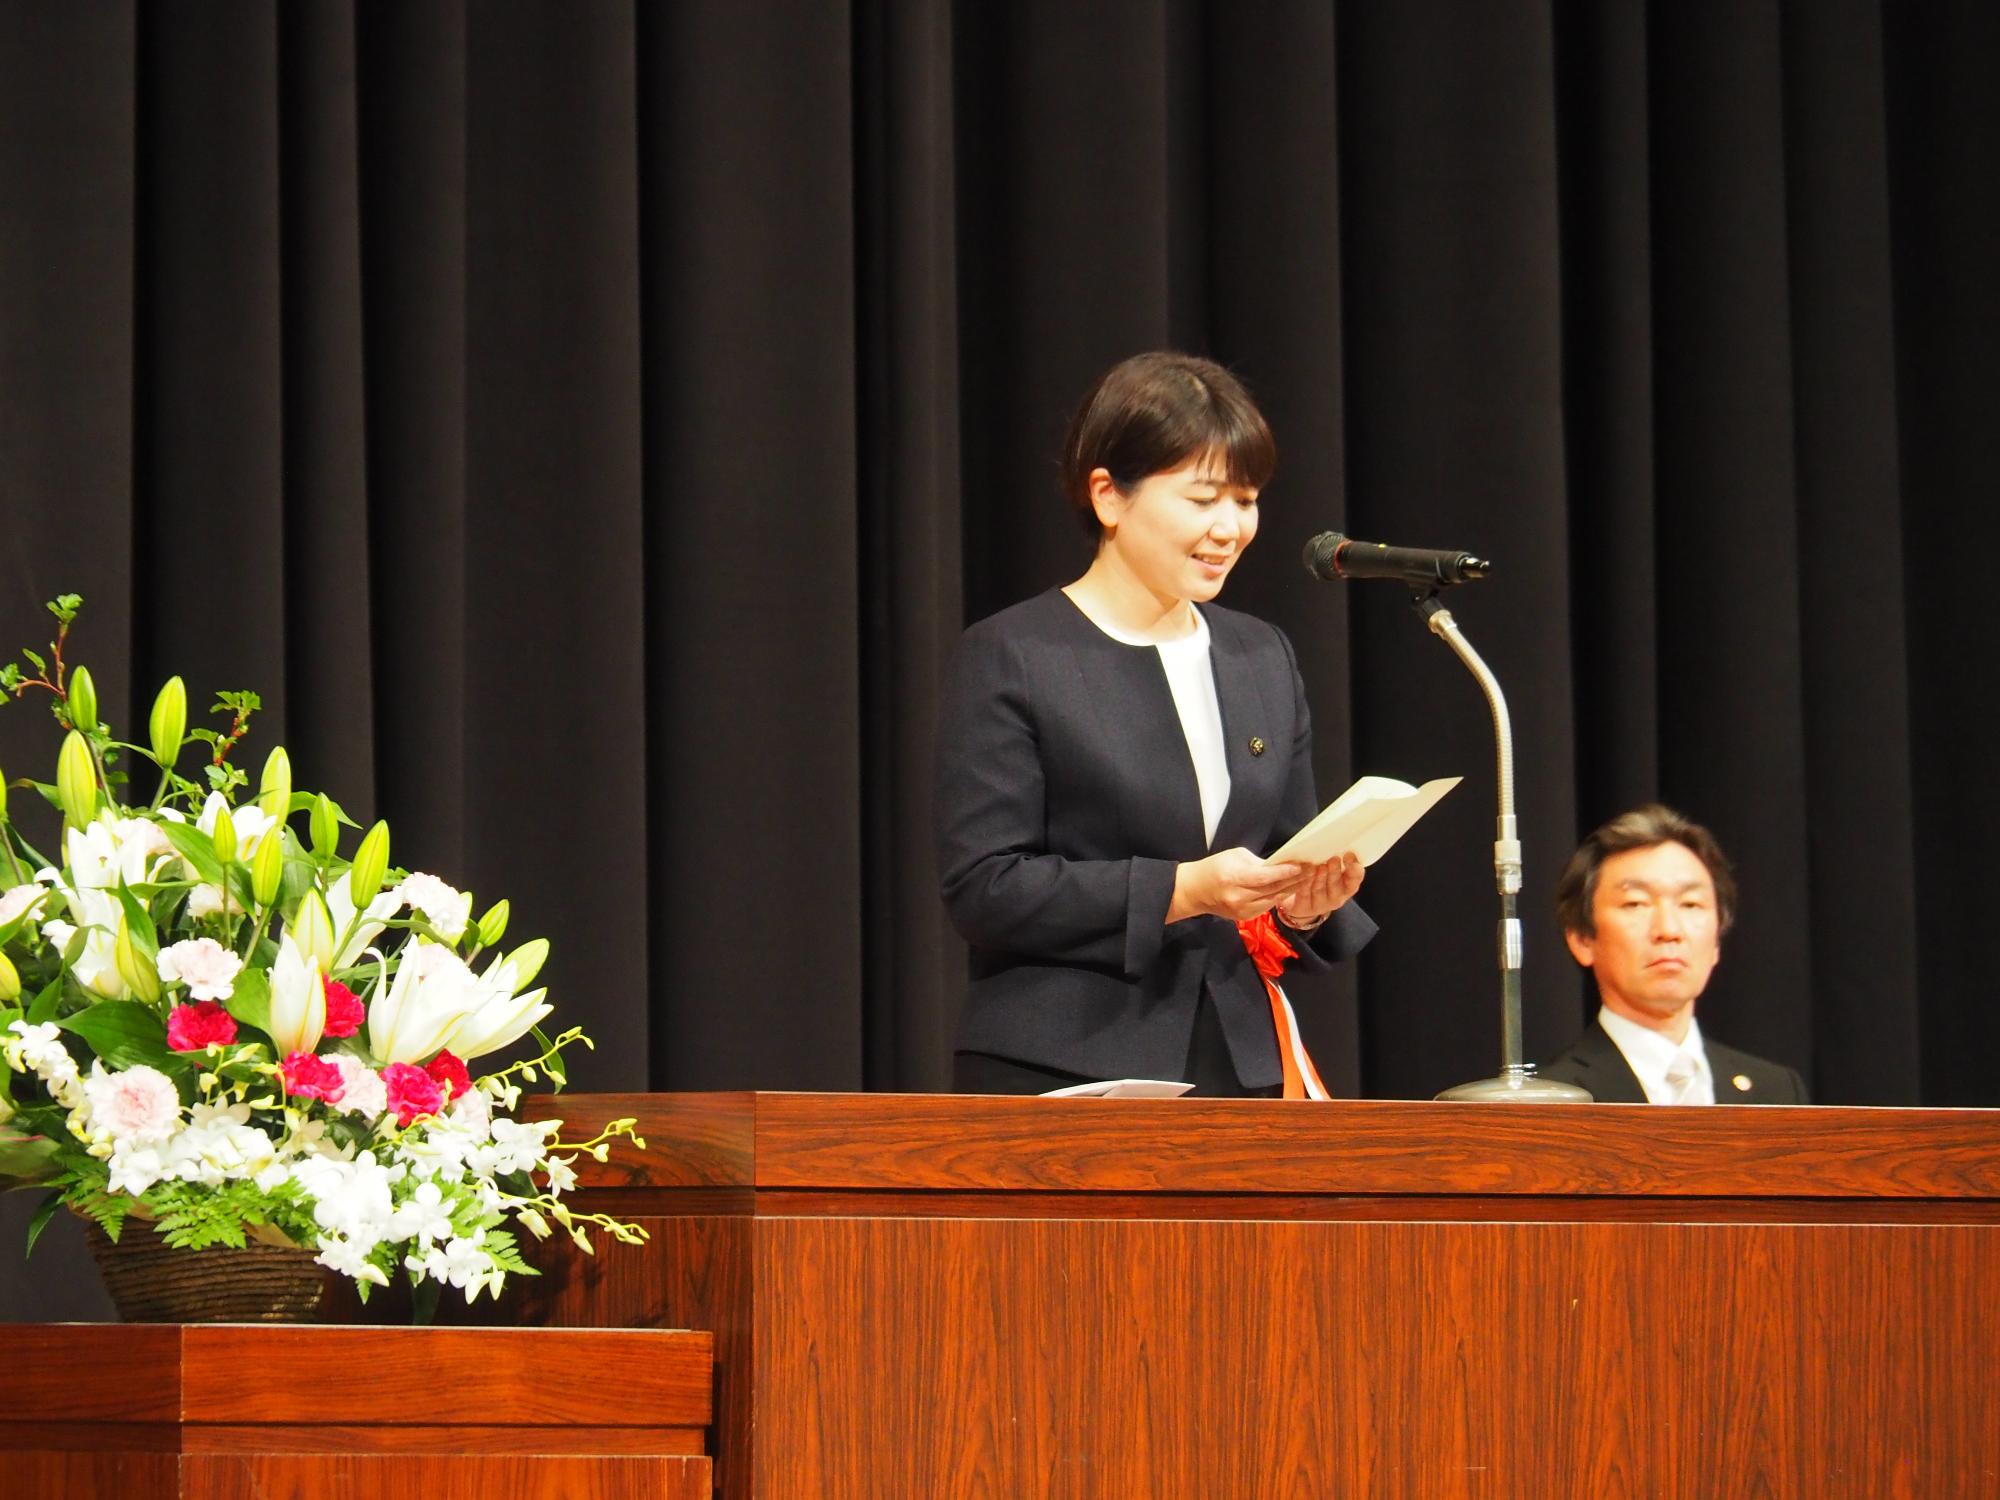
top-left (1302, 531), bottom-right (1347, 580)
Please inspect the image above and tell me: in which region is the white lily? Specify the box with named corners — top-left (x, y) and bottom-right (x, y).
top-left (195, 790), bottom-right (278, 852)
top-left (324, 869), bottom-right (402, 970)
top-left (284, 888), bottom-right (337, 975)
top-left (367, 938), bottom-right (482, 1065)
top-left (441, 951), bottom-right (553, 1061)
top-left (268, 936), bottom-right (327, 1056)
top-left (64, 815), bottom-right (174, 892)
top-left (42, 885), bottom-right (126, 998)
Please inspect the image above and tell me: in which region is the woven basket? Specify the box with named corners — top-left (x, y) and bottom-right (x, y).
top-left (83, 1217), bottom-right (331, 1323)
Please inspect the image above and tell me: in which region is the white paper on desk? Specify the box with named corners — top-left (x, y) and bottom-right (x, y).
top-left (1266, 774), bottom-right (1462, 868)
top-left (1040, 1078), bottom-right (1196, 1098)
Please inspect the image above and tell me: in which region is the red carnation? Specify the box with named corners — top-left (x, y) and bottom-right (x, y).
top-left (166, 1001), bottom-right (238, 1053)
top-left (382, 1062), bottom-right (445, 1127)
top-left (425, 1049), bottom-right (472, 1103)
top-left (281, 1051), bottom-right (346, 1104)
top-left (321, 978), bottom-right (365, 1039)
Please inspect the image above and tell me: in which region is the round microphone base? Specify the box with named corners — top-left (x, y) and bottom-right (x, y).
top-left (1435, 1066), bottom-right (1593, 1103)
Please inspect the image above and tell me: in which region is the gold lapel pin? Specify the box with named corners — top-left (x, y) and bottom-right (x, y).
top-left (1248, 736), bottom-right (1266, 757)
top-left (1732, 1074), bottom-right (1753, 1092)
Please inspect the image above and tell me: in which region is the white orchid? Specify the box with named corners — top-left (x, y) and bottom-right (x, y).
top-left (315, 1233), bottom-right (390, 1287)
top-left (389, 1179), bottom-right (456, 1244)
top-left (106, 1143), bottom-right (167, 1196)
top-left (267, 937), bottom-right (327, 1056)
top-left (163, 1109), bottom-right (280, 1188)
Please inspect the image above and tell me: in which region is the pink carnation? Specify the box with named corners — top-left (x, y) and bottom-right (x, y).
top-left (424, 1049), bottom-right (472, 1103)
top-left (328, 1053), bottom-right (388, 1120)
top-left (155, 937), bottom-right (244, 1002)
top-left (82, 1064), bottom-right (181, 1145)
top-left (321, 978), bottom-right (365, 1039)
top-left (382, 1062), bottom-right (444, 1126)
top-left (281, 1051), bottom-right (346, 1104)
top-left (165, 1001), bottom-right (239, 1052)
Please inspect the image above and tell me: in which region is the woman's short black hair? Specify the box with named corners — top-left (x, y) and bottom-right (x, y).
top-left (1058, 351), bottom-right (1277, 538)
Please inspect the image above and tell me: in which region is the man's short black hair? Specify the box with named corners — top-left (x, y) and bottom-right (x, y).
top-left (1555, 804), bottom-right (1738, 939)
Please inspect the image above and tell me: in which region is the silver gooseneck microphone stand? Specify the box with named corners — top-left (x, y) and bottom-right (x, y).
top-left (1415, 594), bottom-right (1591, 1103)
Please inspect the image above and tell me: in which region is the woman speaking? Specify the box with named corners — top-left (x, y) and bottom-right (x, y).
top-left (936, 352), bottom-right (1375, 1097)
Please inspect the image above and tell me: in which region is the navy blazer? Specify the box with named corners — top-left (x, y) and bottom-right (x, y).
top-left (935, 588), bottom-right (1376, 1088)
top-left (1538, 1018), bottom-right (1810, 1104)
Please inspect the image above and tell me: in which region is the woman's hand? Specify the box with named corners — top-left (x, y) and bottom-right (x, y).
top-left (1274, 852), bottom-right (1365, 930)
top-left (1167, 848), bottom-right (1308, 924)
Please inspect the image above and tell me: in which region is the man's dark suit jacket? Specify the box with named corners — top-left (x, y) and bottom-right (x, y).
top-left (935, 588), bottom-right (1375, 1089)
top-left (1538, 1017), bottom-right (1810, 1103)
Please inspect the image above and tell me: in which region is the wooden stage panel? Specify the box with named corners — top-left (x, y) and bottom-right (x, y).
top-left (7, 1324), bottom-right (715, 1500)
top-left (509, 1093), bottom-right (2000, 1499)
top-left (750, 1217), bottom-right (2000, 1500)
top-left (176, 1454), bottom-right (712, 1499)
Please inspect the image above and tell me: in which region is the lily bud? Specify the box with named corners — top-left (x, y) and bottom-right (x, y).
top-left (309, 793), bottom-right (338, 857)
top-left (1, 760), bottom-right (8, 822)
top-left (503, 938), bottom-right (549, 991)
top-left (259, 746), bottom-right (293, 822)
top-left (349, 821), bottom-right (390, 909)
top-left (115, 915), bottom-right (161, 1005)
top-left (148, 676), bottom-right (188, 769)
top-left (0, 950), bottom-right (20, 1002)
top-left (67, 666), bottom-right (98, 733)
top-left (476, 899), bottom-right (511, 948)
top-left (251, 826), bottom-right (285, 907)
top-left (291, 887), bottom-right (336, 974)
top-left (56, 731), bottom-right (97, 831)
top-left (212, 804), bottom-right (238, 864)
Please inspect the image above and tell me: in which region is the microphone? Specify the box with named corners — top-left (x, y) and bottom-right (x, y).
top-left (1302, 531), bottom-right (1490, 588)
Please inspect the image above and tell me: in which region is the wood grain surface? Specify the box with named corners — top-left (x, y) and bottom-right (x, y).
top-left (177, 1454), bottom-right (710, 1498)
top-left (562, 1186), bottom-right (2000, 1224)
top-left (1, 1454), bottom-right (709, 1499)
top-left (530, 1092), bottom-right (2000, 1199)
top-left (10, 1323), bottom-right (709, 1428)
top-left (508, 1093), bottom-right (2000, 1500)
top-left (519, 1213), bottom-right (755, 1500)
top-left (750, 1217), bottom-right (2000, 1500)
top-left (8, 1324), bottom-right (716, 1498)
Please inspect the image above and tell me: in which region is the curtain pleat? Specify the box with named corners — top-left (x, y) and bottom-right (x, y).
top-left (0, 5), bottom-right (1995, 1241)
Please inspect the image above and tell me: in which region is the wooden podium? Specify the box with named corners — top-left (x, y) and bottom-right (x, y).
top-left (515, 1093), bottom-right (2000, 1500)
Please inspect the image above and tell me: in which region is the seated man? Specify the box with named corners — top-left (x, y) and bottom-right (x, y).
top-left (1540, 804), bottom-right (1808, 1104)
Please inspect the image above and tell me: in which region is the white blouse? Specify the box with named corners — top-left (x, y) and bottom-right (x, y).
top-left (1087, 607), bottom-right (1231, 847)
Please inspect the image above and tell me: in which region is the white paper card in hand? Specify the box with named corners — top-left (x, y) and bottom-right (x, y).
top-left (1266, 774), bottom-right (1461, 868)
top-left (1040, 1078), bottom-right (1196, 1098)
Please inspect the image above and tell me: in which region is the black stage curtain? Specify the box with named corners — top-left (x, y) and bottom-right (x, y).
top-left (4, 0), bottom-right (1996, 1125)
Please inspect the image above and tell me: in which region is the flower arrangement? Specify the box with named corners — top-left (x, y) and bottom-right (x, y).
top-left (0, 595), bottom-right (644, 1305)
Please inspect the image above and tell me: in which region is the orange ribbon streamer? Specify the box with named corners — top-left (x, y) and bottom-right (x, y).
top-left (1236, 910), bottom-right (1329, 1100)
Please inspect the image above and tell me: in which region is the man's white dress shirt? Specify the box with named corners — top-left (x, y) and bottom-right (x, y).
top-left (1597, 1005), bottom-right (1716, 1105)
